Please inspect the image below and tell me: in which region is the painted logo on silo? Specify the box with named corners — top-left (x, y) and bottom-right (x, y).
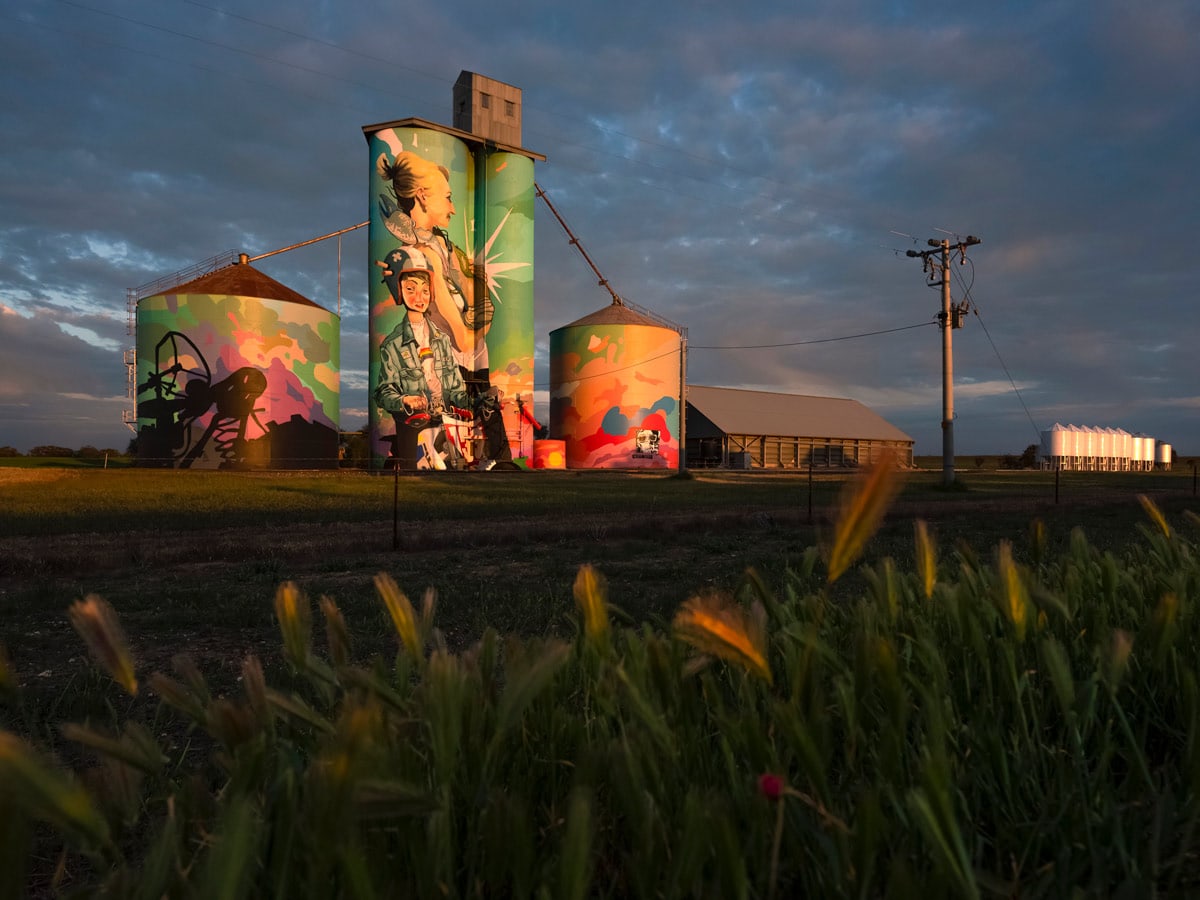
top-left (136, 294), bottom-right (339, 468)
top-left (550, 324), bottom-right (680, 469)
top-left (366, 126), bottom-right (534, 470)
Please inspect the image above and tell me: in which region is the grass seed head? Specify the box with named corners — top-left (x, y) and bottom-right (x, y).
top-left (1029, 518), bottom-right (1046, 568)
top-left (241, 656), bottom-right (270, 723)
top-left (573, 564), bottom-right (610, 645)
top-left (0, 732), bottom-right (111, 850)
top-left (1106, 629), bottom-right (1134, 689)
top-left (68, 595), bottom-right (137, 696)
top-left (319, 596), bottom-right (351, 668)
top-left (826, 450), bottom-right (903, 584)
top-left (997, 541), bottom-right (1030, 641)
top-left (673, 593), bottom-right (772, 684)
top-left (1155, 592), bottom-right (1179, 629)
top-left (914, 520), bottom-right (937, 600)
top-left (147, 672), bottom-right (207, 723)
top-left (1138, 494), bottom-right (1170, 537)
top-left (375, 573), bottom-right (423, 661)
top-left (274, 581), bottom-right (313, 668)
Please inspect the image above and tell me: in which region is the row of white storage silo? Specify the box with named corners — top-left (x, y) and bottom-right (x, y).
top-left (1040, 423), bottom-right (1172, 471)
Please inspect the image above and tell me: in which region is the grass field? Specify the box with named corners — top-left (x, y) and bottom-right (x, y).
top-left (4, 463), bottom-right (1200, 896)
top-left (2, 464), bottom-right (1197, 713)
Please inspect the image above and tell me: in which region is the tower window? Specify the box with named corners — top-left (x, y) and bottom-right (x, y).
top-left (480, 93), bottom-right (490, 109)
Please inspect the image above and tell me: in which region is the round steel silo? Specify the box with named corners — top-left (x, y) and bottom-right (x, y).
top-left (549, 301), bottom-right (682, 469)
top-left (135, 259), bottom-right (340, 469)
top-left (1132, 434), bottom-right (1149, 470)
top-left (1115, 428), bottom-right (1131, 470)
top-left (1156, 442), bottom-right (1173, 470)
top-left (1042, 423), bottom-right (1068, 466)
top-left (1099, 427), bottom-right (1115, 470)
top-left (1064, 424), bottom-right (1081, 469)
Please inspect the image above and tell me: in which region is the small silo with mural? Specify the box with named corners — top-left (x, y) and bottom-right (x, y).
top-left (135, 258), bottom-right (340, 469)
top-left (549, 301), bottom-right (682, 470)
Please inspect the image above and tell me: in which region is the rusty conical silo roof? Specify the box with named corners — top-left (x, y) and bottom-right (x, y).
top-left (152, 261), bottom-right (327, 310)
top-left (555, 301), bottom-right (672, 331)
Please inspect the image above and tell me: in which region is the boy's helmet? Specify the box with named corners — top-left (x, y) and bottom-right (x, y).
top-left (380, 246), bottom-right (435, 302)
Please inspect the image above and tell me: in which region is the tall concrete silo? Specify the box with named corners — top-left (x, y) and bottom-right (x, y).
top-left (363, 72), bottom-right (544, 471)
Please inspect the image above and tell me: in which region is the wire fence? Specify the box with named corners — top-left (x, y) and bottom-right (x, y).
top-left (9, 456), bottom-right (1197, 512)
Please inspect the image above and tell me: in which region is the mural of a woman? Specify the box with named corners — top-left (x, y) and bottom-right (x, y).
top-left (377, 151), bottom-right (493, 396)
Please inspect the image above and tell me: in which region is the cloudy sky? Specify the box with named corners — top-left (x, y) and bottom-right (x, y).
top-left (1, 0), bottom-right (1196, 456)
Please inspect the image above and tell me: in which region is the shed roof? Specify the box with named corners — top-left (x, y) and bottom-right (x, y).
top-left (150, 262), bottom-right (327, 310)
top-left (687, 385), bottom-right (913, 443)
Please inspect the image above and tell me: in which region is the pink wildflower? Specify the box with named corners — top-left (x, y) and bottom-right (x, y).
top-left (758, 773), bottom-right (785, 801)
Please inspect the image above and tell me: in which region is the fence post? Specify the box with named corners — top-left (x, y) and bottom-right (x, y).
top-left (392, 462), bottom-right (400, 551)
top-left (1055, 465), bottom-right (1060, 505)
top-left (808, 452), bottom-right (814, 523)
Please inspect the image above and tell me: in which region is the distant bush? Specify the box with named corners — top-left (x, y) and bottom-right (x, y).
top-left (76, 445), bottom-right (104, 459)
top-left (0, 445), bottom-right (20, 457)
top-left (1000, 445), bottom-right (1041, 470)
top-left (3, 464), bottom-right (1200, 897)
top-left (28, 445), bottom-right (75, 458)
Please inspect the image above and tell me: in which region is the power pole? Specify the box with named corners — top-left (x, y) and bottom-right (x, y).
top-left (907, 235), bottom-right (981, 486)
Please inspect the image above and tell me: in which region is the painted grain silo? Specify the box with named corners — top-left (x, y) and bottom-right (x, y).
top-left (549, 300), bottom-right (683, 470)
top-left (362, 71), bottom-right (543, 471)
top-left (135, 258), bottom-right (340, 469)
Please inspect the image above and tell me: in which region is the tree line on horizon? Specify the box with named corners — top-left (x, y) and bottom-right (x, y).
top-left (0, 444), bottom-right (132, 459)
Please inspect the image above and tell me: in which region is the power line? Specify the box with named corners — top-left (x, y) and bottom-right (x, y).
top-left (692, 321), bottom-right (934, 350)
top-left (948, 264), bottom-right (1042, 443)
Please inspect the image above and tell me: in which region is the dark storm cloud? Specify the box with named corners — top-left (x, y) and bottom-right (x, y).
top-left (0, 0), bottom-right (1196, 455)
top-left (0, 304), bottom-right (129, 451)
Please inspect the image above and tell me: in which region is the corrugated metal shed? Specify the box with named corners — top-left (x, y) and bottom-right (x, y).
top-left (687, 386), bottom-right (912, 443)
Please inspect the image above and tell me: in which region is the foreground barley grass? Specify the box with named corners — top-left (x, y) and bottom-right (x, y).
top-left (2, 465), bottom-right (1200, 896)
